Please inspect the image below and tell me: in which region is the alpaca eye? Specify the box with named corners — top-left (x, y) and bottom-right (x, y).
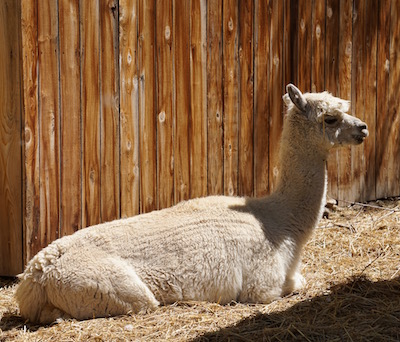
top-left (324, 116), bottom-right (338, 125)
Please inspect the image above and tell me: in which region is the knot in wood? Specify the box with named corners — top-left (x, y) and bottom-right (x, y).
top-left (165, 25), bottom-right (171, 40)
top-left (228, 17), bottom-right (234, 32)
top-left (159, 111), bottom-right (166, 123)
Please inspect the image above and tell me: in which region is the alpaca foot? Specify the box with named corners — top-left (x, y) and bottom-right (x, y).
top-left (293, 272), bottom-right (306, 291)
top-left (282, 272), bottom-right (306, 296)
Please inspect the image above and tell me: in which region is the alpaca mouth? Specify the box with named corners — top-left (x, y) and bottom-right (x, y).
top-left (352, 133), bottom-right (368, 144)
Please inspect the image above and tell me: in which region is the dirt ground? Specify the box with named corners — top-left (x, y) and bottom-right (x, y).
top-left (1, 198), bottom-right (400, 341)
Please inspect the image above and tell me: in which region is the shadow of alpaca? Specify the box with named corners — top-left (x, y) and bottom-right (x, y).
top-left (192, 276), bottom-right (400, 341)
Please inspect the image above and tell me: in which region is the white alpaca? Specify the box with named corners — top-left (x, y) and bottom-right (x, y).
top-left (16, 84), bottom-right (368, 324)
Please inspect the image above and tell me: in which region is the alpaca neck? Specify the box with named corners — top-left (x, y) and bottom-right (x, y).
top-left (274, 116), bottom-right (329, 240)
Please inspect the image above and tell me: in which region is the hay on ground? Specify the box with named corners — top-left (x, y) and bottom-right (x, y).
top-left (1, 198), bottom-right (399, 341)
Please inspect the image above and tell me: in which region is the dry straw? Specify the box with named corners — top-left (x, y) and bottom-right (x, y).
top-left (1, 198), bottom-right (399, 341)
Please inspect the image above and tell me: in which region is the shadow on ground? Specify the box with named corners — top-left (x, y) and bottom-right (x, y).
top-left (193, 276), bottom-right (400, 341)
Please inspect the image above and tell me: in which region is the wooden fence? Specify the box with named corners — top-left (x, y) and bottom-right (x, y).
top-left (1, 0), bottom-right (399, 275)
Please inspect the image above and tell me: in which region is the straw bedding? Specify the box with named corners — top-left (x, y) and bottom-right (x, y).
top-left (1, 198), bottom-right (399, 341)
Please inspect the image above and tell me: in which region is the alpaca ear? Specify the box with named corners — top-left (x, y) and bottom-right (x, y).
top-left (286, 84), bottom-right (308, 113)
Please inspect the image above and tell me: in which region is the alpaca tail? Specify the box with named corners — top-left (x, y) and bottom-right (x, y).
top-left (15, 242), bottom-right (64, 324)
top-left (15, 276), bottom-right (48, 323)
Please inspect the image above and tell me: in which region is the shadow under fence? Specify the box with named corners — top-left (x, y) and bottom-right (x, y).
top-left (192, 276), bottom-right (400, 342)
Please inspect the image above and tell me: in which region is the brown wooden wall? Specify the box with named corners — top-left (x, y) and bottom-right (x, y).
top-left (1, 0), bottom-right (399, 275)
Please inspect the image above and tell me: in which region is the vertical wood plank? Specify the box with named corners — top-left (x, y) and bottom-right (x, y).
top-left (297, 0), bottom-right (312, 91)
top-left (120, 0), bottom-right (139, 217)
top-left (254, 0), bottom-right (269, 196)
top-left (59, 0), bottom-right (81, 235)
top-left (376, 0), bottom-right (391, 200)
top-left (388, 0), bottom-right (400, 197)
top-left (0, 0), bottom-right (23, 275)
top-left (351, 0), bottom-right (365, 202)
top-left (190, 0), bottom-right (208, 198)
top-left (238, 0), bottom-right (254, 196)
top-left (81, 0), bottom-right (101, 226)
top-left (363, 0), bottom-right (377, 201)
top-left (283, 0), bottom-right (298, 86)
top-left (38, 0), bottom-right (60, 245)
top-left (337, 0), bottom-right (353, 204)
top-left (156, 0), bottom-right (174, 209)
top-left (311, 0), bottom-right (325, 92)
top-left (21, 0), bottom-right (41, 262)
top-left (325, 0), bottom-right (340, 200)
top-left (206, 0), bottom-right (223, 195)
top-left (138, 0), bottom-right (157, 213)
top-left (100, 0), bottom-right (120, 221)
top-left (268, 0), bottom-right (284, 191)
top-left (173, 0), bottom-right (190, 202)
top-left (223, 0), bottom-right (239, 196)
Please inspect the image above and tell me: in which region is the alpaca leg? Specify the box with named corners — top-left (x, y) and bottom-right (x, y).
top-left (45, 255), bottom-right (159, 321)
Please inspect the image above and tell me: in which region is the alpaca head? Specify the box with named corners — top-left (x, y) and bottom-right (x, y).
top-left (283, 84), bottom-right (369, 149)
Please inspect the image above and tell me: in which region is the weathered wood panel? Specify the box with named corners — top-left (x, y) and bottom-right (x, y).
top-left (223, 0), bottom-right (239, 196)
top-left (297, 0), bottom-right (312, 91)
top-left (81, 1), bottom-right (101, 227)
top-left (238, 0), bottom-right (254, 196)
top-left (190, 0), bottom-right (208, 198)
top-left (206, 0), bottom-right (223, 195)
top-left (21, 0), bottom-right (40, 262)
top-left (156, 0), bottom-right (174, 209)
top-left (138, 0), bottom-right (157, 214)
top-left (38, 0), bottom-right (60, 244)
top-left (268, 0), bottom-right (284, 191)
top-left (254, 0), bottom-right (269, 196)
top-left (311, 0), bottom-right (325, 93)
top-left (173, 0), bottom-right (190, 203)
top-left (120, 0), bottom-right (139, 217)
top-left (376, 0), bottom-right (391, 200)
top-left (325, 0), bottom-right (340, 200)
top-left (0, 0), bottom-right (23, 275)
top-left (3, 0), bottom-right (400, 275)
top-left (337, 0), bottom-right (353, 205)
top-left (59, 0), bottom-right (81, 236)
top-left (363, 0), bottom-right (377, 201)
top-left (100, 0), bottom-right (120, 221)
top-left (388, 0), bottom-right (400, 197)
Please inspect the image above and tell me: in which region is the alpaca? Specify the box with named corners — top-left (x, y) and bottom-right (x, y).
top-left (16, 84), bottom-right (369, 324)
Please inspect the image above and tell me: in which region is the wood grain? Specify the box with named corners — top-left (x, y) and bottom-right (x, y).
top-left (8, 1), bottom-right (400, 275)
top-left (206, 0), bottom-right (224, 195)
top-left (156, 0), bottom-right (174, 209)
top-left (375, 0), bottom-right (391, 200)
top-left (138, 0), bottom-right (157, 213)
top-left (21, 0), bottom-right (40, 262)
top-left (0, 0), bottom-right (23, 275)
top-left (325, 0), bottom-right (340, 200)
top-left (238, 0), bottom-right (254, 196)
top-left (388, 0), bottom-right (400, 196)
top-left (59, 0), bottom-right (82, 235)
top-left (268, 0), bottom-right (284, 192)
top-left (173, 0), bottom-right (190, 203)
top-left (363, 0), bottom-right (377, 201)
top-left (298, 0), bottom-right (312, 91)
top-left (254, 0), bottom-right (269, 197)
top-left (337, 0), bottom-right (353, 204)
top-left (351, 0), bottom-right (365, 203)
top-left (223, 0), bottom-right (239, 196)
top-left (81, 1), bottom-right (101, 227)
top-left (311, 0), bottom-right (325, 92)
top-left (100, 0), bottom-right (120, 221)
top-left (119, 0), bottom-right (139, 217)
top-left (38, 0), bottom-right (60, 245)
top-left (190, 0), bottom-right (208, 199)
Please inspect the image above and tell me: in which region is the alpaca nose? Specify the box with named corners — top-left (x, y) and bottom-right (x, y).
top-left (358, 122), bottom-right (368, 130)
top-left (357, 122), bottom-right (369, 137)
